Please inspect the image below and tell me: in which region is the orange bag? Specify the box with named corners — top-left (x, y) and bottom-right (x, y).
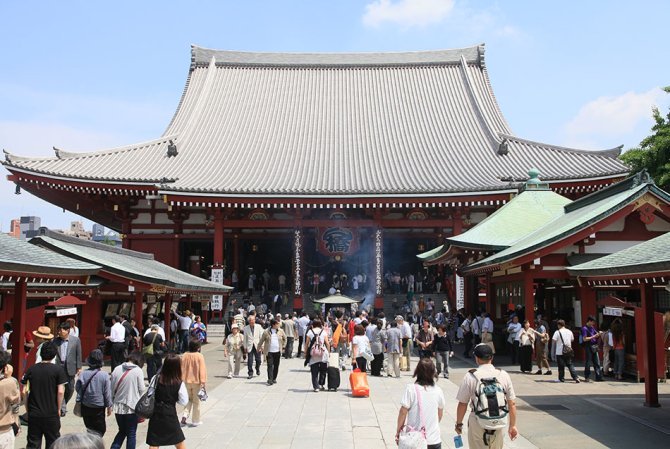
top-left (349, 368), bottom-right (370, 397)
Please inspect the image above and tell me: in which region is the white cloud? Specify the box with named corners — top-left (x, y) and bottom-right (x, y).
top-left (363, 0), bottom-right (455, 28)
top-left (563, 88), bottom-right (668, 149)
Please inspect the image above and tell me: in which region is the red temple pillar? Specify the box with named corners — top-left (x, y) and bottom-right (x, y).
top-left (233, 233), bottom-right (240, 281)
top-left (523, 270), bottom-right (535, 325)
top-left (292, 228), bottom-right (304, 312)
top-left (81, 293), bottom-right (100, 356)
top-left (641, 283), bottom-right (660, 407)
top-left (213, 211), bottom-right (224, 267)
top-left (10, 279), bottom-right (27, 381)
top-left (578, 285), bottom-right (596, 328)
top-left (134, 291), bottom-right (144, 336)
top-left (374, 227), bottom-right (384, 314)
top-left (164, 294), bottom-right (172, 345)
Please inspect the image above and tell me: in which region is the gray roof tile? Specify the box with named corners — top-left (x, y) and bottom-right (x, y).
top-left (3, 45), bottom-right (629, 197)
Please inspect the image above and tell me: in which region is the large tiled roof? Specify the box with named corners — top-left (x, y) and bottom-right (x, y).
top-left (567, 232), bottom-right (670, 278)
top-left (3, 45), bottom-right (628, 197)
top-left (0, 233), bottom-right (100, 277)
top-left (462, 172), bottom-right (670, 274)
top-left (30, 229), bottom-right (232, 294)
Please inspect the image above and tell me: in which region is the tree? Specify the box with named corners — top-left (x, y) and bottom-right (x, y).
top-left (620, 87), bottom-right (670, 190)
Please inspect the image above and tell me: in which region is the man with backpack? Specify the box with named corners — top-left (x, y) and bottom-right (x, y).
top-left (455, 344), bottom-right (517, 449)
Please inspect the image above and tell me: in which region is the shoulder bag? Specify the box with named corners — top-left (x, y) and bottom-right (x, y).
top-left (559, 331), bottom-right (574, 359)
top-left (74, 370), bottom-right (100, 417)
top-left (135, 370), bottom-right (160, 419)
top-left (398, 384), bottom-right (428, 449)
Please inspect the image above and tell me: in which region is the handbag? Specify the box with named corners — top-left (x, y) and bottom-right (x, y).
top-left (74, 370), bottom-right (100, 417)
top-left (197, 385), bottom-right (208, 401)
top-left (559, 331), bottom-right (574, 359)
top-left (135, 371), bottom-right (160, 419)
top-left (398, 384), bottom-right (427, 449)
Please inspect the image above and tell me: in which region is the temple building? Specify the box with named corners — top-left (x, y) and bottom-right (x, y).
top-left (3, 44), bottom-right (629, 312)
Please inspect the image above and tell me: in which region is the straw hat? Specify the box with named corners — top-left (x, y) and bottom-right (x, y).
top-left (33, 326), bottom-right (54, 340)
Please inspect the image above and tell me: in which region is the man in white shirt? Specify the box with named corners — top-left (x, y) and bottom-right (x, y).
top-left (455, 344), bottom-right (518, 449)
top-left (507, 316), bottom-right (522, 364)
top-left (396, 316), bottom-right (413, 371)
top-left (551, 319), bottom-right (580, 383)
top-left (174, 310), bottom-right (193, 354)
top-left (296, 312), bottom-right (311, 357)
top-left (106, 315), bottom-right (127, 372)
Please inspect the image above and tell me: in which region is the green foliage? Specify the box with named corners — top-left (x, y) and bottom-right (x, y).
top-left (620, 87), bottom-right (670, 190)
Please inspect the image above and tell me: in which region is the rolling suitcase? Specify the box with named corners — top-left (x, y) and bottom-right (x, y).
top-left (327, 366), bottom-right (341, 391)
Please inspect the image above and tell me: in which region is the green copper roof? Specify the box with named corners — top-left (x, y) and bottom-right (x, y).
top-left (0, 233), bottom-right (100, 277)
top-left (568, 232), bottom-right (670, 278)
top-left (31, 230), bottom-right (232, 294)
top-left (417, 244), bottom-right (446, 261)
top-left (446, 188), bottom-right (570, 250)
top-left (463, 172), bottom-right (670, 274)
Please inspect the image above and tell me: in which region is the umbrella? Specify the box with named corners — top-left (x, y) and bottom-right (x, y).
top-left (313, 291), bottom-right (362, 305)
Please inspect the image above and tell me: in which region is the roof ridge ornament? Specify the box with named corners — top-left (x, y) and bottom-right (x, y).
top-left (497, 139), bottom-right (509, 155)
top-left (167, 140), bottom-right (178, 158)
top-left (633, 169), bottom-right (654, 186)
top-left (522, 168), bottom-right (550, 191)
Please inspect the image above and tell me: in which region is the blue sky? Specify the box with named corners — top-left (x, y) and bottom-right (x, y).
top-left (1, 0), bottom-right (668, 231)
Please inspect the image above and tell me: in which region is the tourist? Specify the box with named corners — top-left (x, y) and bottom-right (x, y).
top-left (581, 316), bottom-right (604, 382)
top-left (107, 316), bottom-right (128, 372)
top-left (506, 315), bottom-right (521, 364)
top-left (532, 318), bottom-right (552, 375)
top-left (110, 351), bottom-right (145, 449)
top-left (190, 315), bottom-right (207, 343)
top-left (396, 315), bottom-right (412, 371)
top-left (351, 324), bottom-right (370, 373)
top-left (180, 339), bottom-right (207, 427)
top-left (51, 432), bottom-right (104, 449)
top-left (1, 322), bottom-right (12, 352)
top-left (552, 320), bottom-right (580, 383)
top-left (367, 318), bottom-right (386, 376)
top-left (75, 349), bottom-right (112, 437)
top-left (455, 344), bottom-right (518, 449)
top-left (305, 318), bottom-right (330, 392)
top-left (258, 319), bottom-right (287, 385)
top-left (611, 318), bottom-right (625, 380)
top-left (461, 313), bottom-right (473, 357)
top-left (414, 320), bottom-right (435, 360)
top-left (223, 324), bottom-right (244, 378)
top-left (0, 350), bottom-right (20, 449)
top-left (433, 324), bottom-right (453, 379)
top-left (278, 273), bottom-right (286, 293)
top-left (21, 342), bottom-right (68, 449)
top-left (296, 312), bottom-right (310, 357)
top-left (281, 314), bottom-right (296, 359)
top-left (395, 358), bottom-right (445, 449)
top-left (66, 318), bottom-right (80, 338)
top-left (386, 321), bottom-right (402, 378)
top-left (518, 320), bottom-right (535, 373)
top-left (146, 354), bottom-right (188, 449)
top-left (243, 315), bottom-right (263, 379)
top-left (53, 321), bottom-right (82, 417)
top-left (174, 310), bottom-right (193, 354)
top-left (142, 324), bottom-right (165, 381)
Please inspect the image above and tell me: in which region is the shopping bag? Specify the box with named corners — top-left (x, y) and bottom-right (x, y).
top-left (349, 368), bottom-right (369, 397)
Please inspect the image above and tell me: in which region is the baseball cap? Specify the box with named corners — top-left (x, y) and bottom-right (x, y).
top-left (231, 323), bottom-right (239, 329)
top-left (473, 343), bottom-right (493, 360)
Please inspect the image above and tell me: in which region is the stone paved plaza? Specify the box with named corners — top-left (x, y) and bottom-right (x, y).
top-left (14, 342), bottom-right (670, 449)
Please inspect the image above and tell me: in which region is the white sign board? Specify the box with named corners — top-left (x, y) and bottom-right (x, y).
top-left (56, 307), bottom-right (78, 317)
top-left (211, 295), bottom-right (223, 311)
top-left (456, 274), bottom-right (464, 310)
top-left (211, 268), bottom-right (224, 285)
top-left (603, 307), bottom-right (623, 317)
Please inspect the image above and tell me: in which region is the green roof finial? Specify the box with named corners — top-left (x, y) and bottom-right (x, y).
top-left (526, 168), bottom-right (541, 185)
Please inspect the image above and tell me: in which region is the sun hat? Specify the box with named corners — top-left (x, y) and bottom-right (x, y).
top-left (33, 326), bottom-right (54, 340)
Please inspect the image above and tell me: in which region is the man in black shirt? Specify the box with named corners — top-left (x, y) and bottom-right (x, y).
top-left (21, 342), bottom-right (68, 449)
